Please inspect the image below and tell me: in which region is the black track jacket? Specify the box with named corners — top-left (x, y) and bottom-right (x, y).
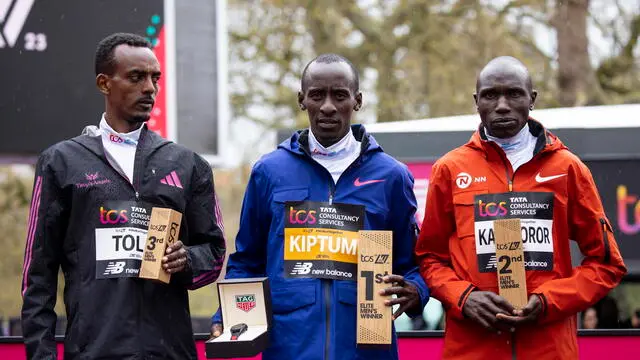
top-left (21, 125), bottom-right (226, 359)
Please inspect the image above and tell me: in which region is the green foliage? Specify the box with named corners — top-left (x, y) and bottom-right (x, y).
top-left (228, 0), bottom-right (640, 126)
top-left (0, 166), bottom-right (34, 319)
top-left (1, 0), bottom-right (639, 329)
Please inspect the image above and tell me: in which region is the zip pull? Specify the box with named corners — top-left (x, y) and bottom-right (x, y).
top-left (508, 180), bottom-right (513, 192)
top-left (599, 218), bottom-right (611, 264)
top-left (135, 191), bottom-right (140, 200)
top-left (328, 193), bottom-right (333, 205)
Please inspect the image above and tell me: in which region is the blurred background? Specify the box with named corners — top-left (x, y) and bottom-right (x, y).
top-left (1, 0), bottom-right (639, 336)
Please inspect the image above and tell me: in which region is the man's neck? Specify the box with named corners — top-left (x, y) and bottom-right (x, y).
top-left (104, 112), bottom-right (143, 134)
top-left (308, 128), bottom-right (358, 158)
top-left (316, 131), bottom-right (351, 149)
top-left (318, 139), bottom-right (338, 148)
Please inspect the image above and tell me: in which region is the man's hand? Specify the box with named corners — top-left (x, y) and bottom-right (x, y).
top-left (162, 241), bottom-right (188, 273)
top-left (495, 295), bottom-right (542, 326)
top-left (210, 323), bottom-right (223, 339)
top-left (462, 291), bottom-right (515, 332)
top-left (378, 275), bottom-right (420, 320)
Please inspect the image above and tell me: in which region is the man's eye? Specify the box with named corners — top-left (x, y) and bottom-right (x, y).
top-left (335, 93), bottom-right (348, 100)
top-left (508, 89), bottom-right (523, 97)
top-left (484, 91), bottom-right (497, 99)
top-left (129, 74), bottom-right (142, 82)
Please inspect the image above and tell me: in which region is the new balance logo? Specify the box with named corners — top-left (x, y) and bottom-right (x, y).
top-left (290, 262), bottom-right (313, 275)
top-left (0, 0), bottom-right (35, 48)
top-left (486, 255), bottom-right (497, 270)
top-left (159, 171), bottom-right (183, 189)
top-left (103, 261), bottom-right (125, 275)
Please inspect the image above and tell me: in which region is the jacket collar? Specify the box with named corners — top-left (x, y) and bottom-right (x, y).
top-left (72, 123), bottom-right (171, 160)
top-left (278, 124), bottom-right (382, 158)
top-left (470, 118), bottom-right (565, 156)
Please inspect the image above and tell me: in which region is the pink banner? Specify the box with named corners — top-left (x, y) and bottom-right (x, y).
top-left (2, 336), bottom-right (639, 359)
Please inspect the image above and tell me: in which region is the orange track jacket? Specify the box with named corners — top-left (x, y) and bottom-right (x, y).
top-left (415, 120), bottom-right (626, 360)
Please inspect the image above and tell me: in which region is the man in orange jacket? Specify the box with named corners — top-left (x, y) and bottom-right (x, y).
top-left (415, 56), bottom-right (626, 359)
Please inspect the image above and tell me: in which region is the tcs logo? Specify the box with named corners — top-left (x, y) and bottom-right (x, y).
top-left (109, 134), bottom-right (124, 143)
top-left (100, 207), bottom-right (128, 224)
top-left (478, 200), bottom-right (507, 217)
top-left (289, 207), bottom-right (316, 225)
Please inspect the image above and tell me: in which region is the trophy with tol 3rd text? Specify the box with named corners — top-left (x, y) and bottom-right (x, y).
top-left (139, 207), bottom-right (182, 283)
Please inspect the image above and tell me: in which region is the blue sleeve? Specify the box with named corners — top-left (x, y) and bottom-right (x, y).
top-left (212, 163), bottom-right (270, 324)
top-left (390, 165), bottom-right (429, 317)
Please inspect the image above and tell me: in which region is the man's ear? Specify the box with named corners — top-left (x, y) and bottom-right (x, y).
top-left (298, 91), bottom-right (305, 110)
top-left (530, 90), bottom-right (538, 110)
top-left (473, 93), bottom-right (479, 110)
top-left (354, 91), bottom-right (363, 111)
top-left (96, 74), bottom-right (110, 95)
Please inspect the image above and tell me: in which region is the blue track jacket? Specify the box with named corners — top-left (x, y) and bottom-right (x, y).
top-left (212, 125), bottom-right (429, 360)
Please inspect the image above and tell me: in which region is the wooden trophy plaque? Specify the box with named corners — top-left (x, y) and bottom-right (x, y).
top-left (493, 218), bottom-right (528, 309)
top-left (357, 230), bottom-right (393, 346)
top-left (139, 207), bottom-right (182, 283)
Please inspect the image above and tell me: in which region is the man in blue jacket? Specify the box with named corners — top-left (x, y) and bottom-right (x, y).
top-left (211, 53), bottom-right (429, 360)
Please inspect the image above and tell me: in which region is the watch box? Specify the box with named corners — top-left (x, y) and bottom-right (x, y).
top-left (205, 277), bottom-right (272, 358)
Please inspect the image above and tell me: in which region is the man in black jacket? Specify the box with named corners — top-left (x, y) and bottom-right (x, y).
top-left (20, 32), bottom-right (226, 359)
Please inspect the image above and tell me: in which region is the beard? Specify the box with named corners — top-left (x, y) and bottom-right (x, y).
top-left (126, 112), bottom-right (151, 124)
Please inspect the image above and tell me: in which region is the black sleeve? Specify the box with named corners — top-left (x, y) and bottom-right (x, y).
top-left (178, 155), bottom-right (226, 290)
top-left (21, 151), bottom-right (68, 359)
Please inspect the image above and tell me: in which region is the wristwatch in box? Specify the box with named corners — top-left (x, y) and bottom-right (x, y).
top-left (230, 323), bottom-right (248, 340)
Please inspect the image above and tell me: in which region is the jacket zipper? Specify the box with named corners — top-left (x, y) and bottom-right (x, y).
top-left (599, 218), bottom-right (611, 264)
top-left (134, 141), bottom-right (146, 357)
top-left (487, 135), bottom-right (549, 360)
top-left (491, 142), bottom-right (526, 360)
top-left (325, 178), bottom-right (336, 360)
top-left (496, 147), bottom-right (515, 192)
top-left (490, 137), bottom-right (548, 193)
top-left (301, 143), bottom-right (366, 360)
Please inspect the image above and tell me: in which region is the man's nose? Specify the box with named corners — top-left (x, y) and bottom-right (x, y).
top-left (495, 96), bottom-right (510, 113)
top-left (320, 98), bottom-right (337, 115)
top-left (142, 76), bottom-right (156, 94)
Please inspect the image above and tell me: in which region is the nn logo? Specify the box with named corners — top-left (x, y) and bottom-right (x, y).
top-left (0, 0), bottom-right (46, 51)
top-left (235, 294), bottom-right (256, 312)
top-left (455, 172), bottom-right (487, 189)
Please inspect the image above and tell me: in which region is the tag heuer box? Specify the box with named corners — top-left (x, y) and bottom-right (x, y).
top-left (205, 277), bottom-right (272, 358)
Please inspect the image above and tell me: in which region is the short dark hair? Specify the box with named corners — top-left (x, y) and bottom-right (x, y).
top-left (95, 32), bottom-right (152, 76)
top-left (301, 53), bottom-right (360, 92)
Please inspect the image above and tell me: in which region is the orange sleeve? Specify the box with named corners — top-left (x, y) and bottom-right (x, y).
top-left (532, 159), bottom-right (626, 323)
top-left (415, 161), bottom-right (476, 319)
